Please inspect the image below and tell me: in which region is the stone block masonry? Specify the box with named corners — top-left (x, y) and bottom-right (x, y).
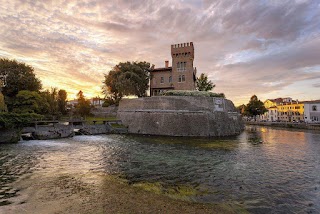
top-left (117, 96), bottom-right (244, 137)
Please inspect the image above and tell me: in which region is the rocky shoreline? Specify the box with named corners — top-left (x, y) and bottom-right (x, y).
top-left (0, 122), bottom-right (128, 143)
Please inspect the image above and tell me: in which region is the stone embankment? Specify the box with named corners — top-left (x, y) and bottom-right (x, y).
top-left (0, 121), bottom-right (128, 143)
top-left (246, 121), bottom-right (320, 130)
top-left (118, 96), bottom-right (244, 137)
top-left (0, 128), bottom-right (21, 143)
top-left (23, 122), bottom-right (127, 141)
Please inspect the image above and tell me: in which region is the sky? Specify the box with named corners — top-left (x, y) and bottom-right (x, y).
top-left (0, 0), bottom-right (319, 105)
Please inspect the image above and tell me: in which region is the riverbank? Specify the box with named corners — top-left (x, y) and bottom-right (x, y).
top-left (245, 121), bottom-right (320, 130)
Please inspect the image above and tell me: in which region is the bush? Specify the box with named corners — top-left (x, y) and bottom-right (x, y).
top-left (0, 112), bottom-right (43, 128)
top-left (162, 90), bottom-right (225, 98)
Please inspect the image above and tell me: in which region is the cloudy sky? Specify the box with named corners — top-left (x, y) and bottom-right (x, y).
top-left (0, 0), bottom-right (319, 105)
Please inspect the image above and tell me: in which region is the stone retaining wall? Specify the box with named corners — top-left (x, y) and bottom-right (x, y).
top-left (246, 121), bottom-right (320, 130)
top-left (117, 96), bottom-right (244, 137)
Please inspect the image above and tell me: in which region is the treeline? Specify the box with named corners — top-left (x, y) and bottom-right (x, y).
top-left (0, 58), bottom-right (69, 119)
top-left (0, 58), bottom-right (95, 129)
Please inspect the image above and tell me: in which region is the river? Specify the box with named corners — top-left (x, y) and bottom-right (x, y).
top-left (0, 126), bottom-right (319, 213)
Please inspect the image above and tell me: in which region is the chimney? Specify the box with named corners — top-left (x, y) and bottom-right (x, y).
top-left (165, 60), bottom-right (169, 68)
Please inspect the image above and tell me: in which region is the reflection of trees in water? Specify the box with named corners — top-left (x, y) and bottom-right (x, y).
top-left (245, 126), bottom-right (263, 144)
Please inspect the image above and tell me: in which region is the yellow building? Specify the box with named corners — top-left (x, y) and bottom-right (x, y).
top-left (277, 102), bottom-right (304, 122)
top-left (263, 98), bottom-right (304, 122)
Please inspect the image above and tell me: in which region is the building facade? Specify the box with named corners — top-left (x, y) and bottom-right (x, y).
top-left (261, 98), bottom-right (304, 122)
top-left (304, 100), bottom-right (320, 123)
top-left (149, 42), bottom-right (197, 96)
top-left (277, 102), bottom-right (304, 122)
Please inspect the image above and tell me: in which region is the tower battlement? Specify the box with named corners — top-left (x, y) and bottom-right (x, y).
top-left (171, 42), bottom-right (193, 49)
top-left (171, 42), bottom-right (194, 58)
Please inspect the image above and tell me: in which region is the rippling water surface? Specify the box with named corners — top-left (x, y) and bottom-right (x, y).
top-left (0, 126), bottom-right (320, 213)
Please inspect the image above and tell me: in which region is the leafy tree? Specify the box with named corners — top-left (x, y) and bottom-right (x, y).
top-left (57, 89), bottom-right (68, 115)
top-left (12, 90), bottom-right (46, 114)
top-left (0, 92), bottom-right (7, 112)
top-left (103, 61), bottom-right (151, 103)
top-left (75, 90), bottom-right (91, 117)
top-left (0, 58), bottom-right (42, 98)
top-left (196, 73), bottom-right (215, 91)
top-left (237, 104), bottom-right (246, 115)
top-left (244, 95), bottom-right (267, 117)
top-left (40, 88), bottom-right (59, 116)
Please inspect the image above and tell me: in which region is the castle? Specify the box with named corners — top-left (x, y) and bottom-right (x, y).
top-left (149, 42), bottom-right (197, 96)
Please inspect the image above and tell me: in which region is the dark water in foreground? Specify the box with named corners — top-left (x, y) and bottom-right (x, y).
top-left (0, 126), bottom-right (320, 213)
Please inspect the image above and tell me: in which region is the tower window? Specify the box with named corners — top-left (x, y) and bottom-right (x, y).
top-left (177, 62), bottom-right (186, 72)
top-left (178, 75), bottom-right (185, 82)
top-left (160, 77), bottom-right (164, 84)
top-left (169, 76), bottom-right (172, 83)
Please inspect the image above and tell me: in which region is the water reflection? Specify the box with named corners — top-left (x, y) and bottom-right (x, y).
top-left (0, 126), bottom-right (319, 213)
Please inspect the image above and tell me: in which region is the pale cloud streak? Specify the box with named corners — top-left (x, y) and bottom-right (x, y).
top-left (0, 0), bottom-right (319, 103)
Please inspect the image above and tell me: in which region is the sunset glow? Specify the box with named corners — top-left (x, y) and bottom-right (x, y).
top-left (0, 0), bottom-right (319, 104)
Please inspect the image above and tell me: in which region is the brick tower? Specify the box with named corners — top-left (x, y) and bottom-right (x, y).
top-left (149, 42), bottom-right (197, 96)
top-left (171, 42), bottom-right (196, 90)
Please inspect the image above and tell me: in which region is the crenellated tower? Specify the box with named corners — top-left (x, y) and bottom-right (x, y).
top-left (171, 42), bottom-right (196, 90)
top-left (149, 42), bottom-right (197, 96)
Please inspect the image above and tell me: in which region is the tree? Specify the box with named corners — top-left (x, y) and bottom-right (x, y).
top-left (196, 73), bottom-right (215, 91)
top-left (40, 88), bottom-right (59, 116)
top-left (103, 61), bottom-right (151, 104)
top-left (75, 90), bottom-right (91, 117)
top-left (0, 58), bottom-right (42, 98)
top-left (244, 95), bottom-right (267, 118)
top-left (57, 89), bottom-right (68, 115)
top-left (12, 90), bottom-right (46, 114)
top-left (0, 92), bottom-right (7, 112)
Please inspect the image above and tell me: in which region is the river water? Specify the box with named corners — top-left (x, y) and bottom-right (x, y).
top-left (0, 126), bottom-right (319, 213)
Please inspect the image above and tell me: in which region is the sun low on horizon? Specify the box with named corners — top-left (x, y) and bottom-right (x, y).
top-left (0, 0), bottom-right (319, 105)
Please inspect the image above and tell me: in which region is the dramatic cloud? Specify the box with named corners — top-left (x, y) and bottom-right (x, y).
top-left (0, 0), bottom-right (319, 104)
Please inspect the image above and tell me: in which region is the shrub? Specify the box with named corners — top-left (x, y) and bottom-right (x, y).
top-left (0, 112), bottom-right (43, 128)
top-left (162, 90), bottom-right (225, 98)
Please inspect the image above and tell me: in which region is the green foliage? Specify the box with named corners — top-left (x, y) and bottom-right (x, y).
top-left (196, 73), bottom-right (215, 91)
top-left (0, 58), bottom-right (42, 98)
top-left (12, 90), bottom-right (45, 114)
top-left (40, 88), bottom-right (59, 116)
top-left (57, 89), bottom-right (67, 115)
top-left (11, 89), bottom-right (68, 118)
top-left (0, 92), bottom-right (7, 112)
top-left (102, 96), bottom-right (120, 107)
top-left (75, 90), bottom-right (91, 117)
top-left (244, 95), bottom-right (267, 116)
top-left (103, 61), bottom-right (151, 104)
top-left (162, 90), bottom-right (225, 98)
top-left (0, 112), bottom-right (43, 128)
